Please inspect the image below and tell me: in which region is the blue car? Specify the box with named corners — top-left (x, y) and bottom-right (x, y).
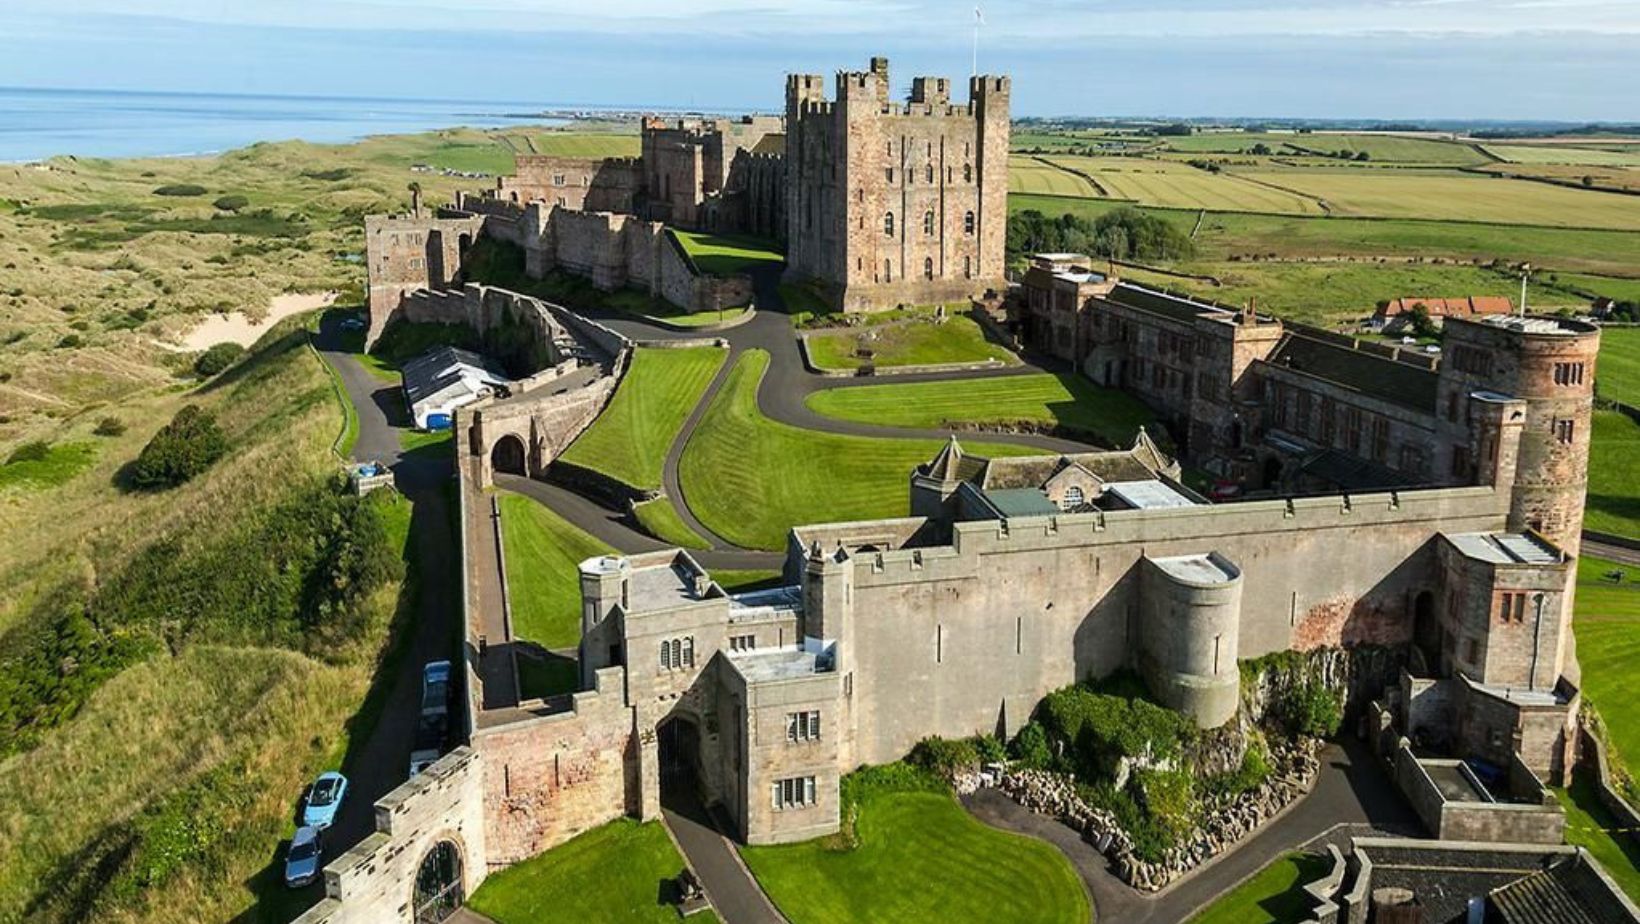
top-left (284, 826), bottom-right (323, 888)
top-left (301, 771), bottom-right (348, 829)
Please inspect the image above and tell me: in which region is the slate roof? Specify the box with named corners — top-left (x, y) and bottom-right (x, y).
top-left (1490, 853), bottom-right (1640, 924)
top-left (920, 433), bottom-right (1174, 492)
top-left (1298, 448), bottom-right (1414, 491)
top-left (400, 346), bottom-right (509, 407)
top-left (981, 488), bottom-right (1063, 518)
top-left (1266, 332), bottom-right (1439, 412)
top-left (1103, 283), bottom-right (1234, 325)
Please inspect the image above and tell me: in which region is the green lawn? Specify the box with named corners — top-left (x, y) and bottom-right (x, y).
top-left (672, 230), bottom-right (784, 276)
top-left (677, 350), bottom-right (1038, 550)
top-left (1555, 771), bottom-right (1640, 904)
top-left (516, 649), bottom-right (579, 700)
top-left (558, 346), bottom-right (726, 491)
top-left (805, 372), bottom-right (1154, 448)
top-left (0, 441), bottom-right (96, 490)
top-left (1599, 328), bottom-right (1640, 408)
top-left (1187, 851), bottom-right (1330, 924)
top-left (804, 315), bottom-right (1018, 371)
top-left (712, 569), bottom-right (785, 593)
top-left (632, 497), bottom-right (709, 550)
top-left (1587, 411), bottom-right (1640, 539)
top-left (741, 770), bottom-right (1088, 924)
top-left (467, 819), bottom-right (717, 924)
top-left (398, 428), bottom-right (452, 453)
top-left (1573, 556), bottom-right (1640, 786)
top-left (496, 492), bottom-right (613, 649)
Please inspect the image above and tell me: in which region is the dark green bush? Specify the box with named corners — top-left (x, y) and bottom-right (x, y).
top-left (971, 733), bottom-right (1007, 764)
top-left (128, 405), bottom-right (227, 490)
top-left (57, 333), bottom-right (84, 349)
top-left (6, 439), bottom-right (52, 464)
top-left (1009, 721), bottom-right (1054, 769)
top-left (211, 195), bottom-right (249, 212)
top-left (193, 342), bottom-right (245, 377)
top-left (909, 736), bottom-right (980, 777)
top-left (1036, 680), bottom-right (1193, 780)
top-left (94, 417), bottom-right (127, 437)
top-left (152, 184), bottom-right (208, 197)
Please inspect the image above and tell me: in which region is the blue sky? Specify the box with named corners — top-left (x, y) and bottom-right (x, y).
top-left (2, 0), bottom-right (1635, 120)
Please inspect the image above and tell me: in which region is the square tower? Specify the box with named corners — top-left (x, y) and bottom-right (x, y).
top-left (783, 57), bottom-right (1010, 313)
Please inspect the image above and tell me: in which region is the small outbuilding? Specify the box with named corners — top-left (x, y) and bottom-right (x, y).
top-left (401, 346), bottom-right (511, 430)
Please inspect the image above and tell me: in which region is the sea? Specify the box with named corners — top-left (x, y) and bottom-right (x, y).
top-left (0, 86), bottom-right (569, 163)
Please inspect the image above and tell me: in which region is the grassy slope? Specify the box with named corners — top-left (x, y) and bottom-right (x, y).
top-left (1587, 411), bottom-right (1640, 539)
top-left (741, 786), bottom-right (1088, 924)
top-left (1573, 556), bottom-right (1640, 782)
top-left (1186, 852), bottom-right (1330, 924)
top-left (672, 230), bottom-right (784, 276)
top-left (1598, 328), bottom-right (1640, 407)
top-left (804, 316), bottom-right (1019, 371)
top-left (558, 346), bottom-right (726, 491)
top-left (678, 350), bottom-right (1038, 550)
top-left (467, 819), bottom-right (719, 924)
top-left (0, 316), bottom-right (415, 922)
top-left (632, 498), bottom-right (709, 550)
top-left (805, 372), bottom-right (1154, 448)
top-left (497, 492), bottom-right (612, 650)
top-left (1555, 772), bottom-right (1640, 904)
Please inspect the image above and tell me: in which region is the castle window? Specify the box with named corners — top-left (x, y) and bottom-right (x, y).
top-left (926, 164), bottom-right (934, 183)
top-left (884, 260), bottom-right (892, 282)
top-left (1554, 418), bottom-right (1575, 444)
top-left (1371, 416), bottom-right (1390, 462)
top-left (964, 163), bottom-right (973, 183)
top-left (729, 634), bottom-right (756, 652)
top-left (659, 636), bottom-right (694, 671)
top-left (886, 140), bottom-right (893, 157)
top-left (1553, 362), bottom-right (1585, 386)
top-left (556, 197), bottom-right (566, 208)
top-left (883, 212), bottom-right (895, 236)
top-left (1061, 486), bottom-right (1085, 511)
top-left (887, 167), bottom-right (895, 184)
top-left (923, 210), bottom-right (935, 235)
top-left (773, 776), bottom-right (816, 810)
top-left (552, 173), bottom-right (566, 186)
top-left (961, 211), bottom-right (974, 235)
top-left (964, 256), bottom-right (972, 279)
top-left (785, 710), bottom-right (820, 742)
top-left (924, 257), bottom-right (934, 280)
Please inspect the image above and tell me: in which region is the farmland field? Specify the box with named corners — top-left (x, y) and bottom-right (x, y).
top-left (1047, 155), bottom-right (1324, 214)
top-left (1235, 170), bottom-right (1640, 228)
top-left (1008, 156), bottom-right (1104, 198)
top-left (1481, 143), bottom-right (1640, 167)
top-left (1157, 132), bottom-right (1488, 164)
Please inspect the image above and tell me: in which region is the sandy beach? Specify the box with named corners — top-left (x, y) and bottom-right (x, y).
top-left (164, 291), bottom-right (339, 352)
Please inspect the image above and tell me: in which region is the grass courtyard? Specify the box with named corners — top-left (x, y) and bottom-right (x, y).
top-left (803, 314), bottom-right (1019, 371)
top-left (677, 350), bottom-right (1037, 550)
top-left (1186, 851), bottom-right (1331, 924)
top-left (558, 346), bottom-right (727, 491)
top-left (805, 371), bottom-right (1154, 448)
top-left (740, 766), bottom-right (1088, 924)
top-left (671, 229), bottom-right (785, 276)
top-left (467, 819), bottom-right (718, 924)
top-left (1555, 771), bottom-right (1640, 904)
top-left (496, 492), bottom-right (613, 650)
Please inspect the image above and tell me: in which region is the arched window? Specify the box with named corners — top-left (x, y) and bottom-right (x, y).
top-left (883, 212), bottom-right (895, 236)
top-left (1062, 485), bottom-right (1085, 510)
top-left (964, 163), bottom-right (973, 183)
top-left (964, 211), bottom-right (975, 234)
top-left (923, 257), bottom-right (934, 280)
top-left (923, 210), bottom-right (935, 235)
top-left (964, 255), bottom-right (972, 278)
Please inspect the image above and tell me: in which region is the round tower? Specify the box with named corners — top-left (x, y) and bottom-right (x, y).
top-left (1438, 316), bottom-right (1600, 553)
top-left (1138, 552), bottom-right (1243, 728)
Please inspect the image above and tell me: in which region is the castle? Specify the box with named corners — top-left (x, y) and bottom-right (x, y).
top-left (363, 57), bottom-right (1011, 342)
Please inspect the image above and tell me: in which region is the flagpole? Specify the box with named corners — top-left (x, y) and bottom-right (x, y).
top-left (973, 7), bottom-right (983, 77)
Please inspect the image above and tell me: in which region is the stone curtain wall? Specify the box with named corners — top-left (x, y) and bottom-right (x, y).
top-left (364, 212), bottom-right (486, 346)
top-left (293, 748), bottom-right (489, 924)
top-left (472, 668), bottom-right (638, 865)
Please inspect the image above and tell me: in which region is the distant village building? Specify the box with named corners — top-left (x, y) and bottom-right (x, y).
top-left (1376, 295), bottom-right (1515, 328)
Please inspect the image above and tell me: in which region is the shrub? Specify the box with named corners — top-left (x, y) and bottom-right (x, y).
top-left (128, 405), bottom-right (227, 489)
top-left (909, 735), bottom-right (980, 778)
top-left (6, 439), bottom-right (52, 464)
top-left (1035, 680), bottom-right (1193, 780)
top-left (94, 417), bottom-right (127, 437)
top-left (193, 342), bottom-right (245, 377)
top-left (1009, 721), bottom-right (1054, 769)
top-left (152, 184), bottom-right (208, 197)
top-left (57, 333), bottom-right (84, 349)
top-left (212, 195), bottom-right (249, 212)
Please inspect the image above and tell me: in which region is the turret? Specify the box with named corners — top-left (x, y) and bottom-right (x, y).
top-left (578, 556), bottom-right (629, 687)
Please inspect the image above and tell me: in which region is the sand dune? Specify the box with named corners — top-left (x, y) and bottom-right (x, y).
top-left (164, 291), bottom-right (339, 352)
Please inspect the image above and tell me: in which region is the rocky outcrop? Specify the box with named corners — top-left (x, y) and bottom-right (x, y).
top-left (995, 737), bottom-right (1322, 892)
top-left (1241, 647), bottom-right (1405, 726)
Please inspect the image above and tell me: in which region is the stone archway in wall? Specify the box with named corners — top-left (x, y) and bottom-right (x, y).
top-left (657, 712), bottom-right (704, 811)
top-left (491, 434), bottom-right (527, 477)
top-left (411, 838), bottom-right (465, 924)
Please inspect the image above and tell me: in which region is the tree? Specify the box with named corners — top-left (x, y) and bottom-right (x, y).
top-left (194, 342), bottom-right (245, 377)
top-left (129, 405), bottom-right (228, 490)
top-left (1406, 302), bottom-right (1439, 339)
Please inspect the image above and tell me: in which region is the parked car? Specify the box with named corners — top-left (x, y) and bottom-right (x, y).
top-left (338, 316), bottom-right (366, 332)
top-left (284, 826), bottom-right (324, 888)
top-left (301, 771), bottom-right (348, 829)
top-left (422, 661), bottom-right (452, 716)
top-left (409, 712), bottom-right (447, 778)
